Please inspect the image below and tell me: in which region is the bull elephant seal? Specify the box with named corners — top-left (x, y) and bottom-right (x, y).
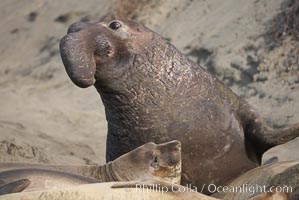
top-left (0, 141), bottom-right (181, 194)
top-left (60, 19), bottom-right (299, 194)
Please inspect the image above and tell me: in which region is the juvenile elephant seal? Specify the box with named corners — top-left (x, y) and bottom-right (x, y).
top-left (0, 181), bottom-right (286, 200)
top-left (0, 181), bottom-right (218, 200)
top-left (0, 140), bottom-right (181, 194)
top-left (60, 19), bottom-right (299, 193)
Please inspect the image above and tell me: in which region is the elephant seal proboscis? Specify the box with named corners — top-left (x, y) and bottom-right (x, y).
top-left (60, 19), bottom-right (299, 194)
top-left (0, 140), bottom-right (181, 194)
top-left (213, 161), bottom-right (298, 199)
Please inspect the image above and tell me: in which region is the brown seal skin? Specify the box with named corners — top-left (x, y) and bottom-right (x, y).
top-left (59, 19), bottom-right (299, 194)
top-left (213, 161), bottom-right (298, 200)
top-left (0, 140), bottom-right (181, 194)
top-left (249, 191), bottom-right (290, 200)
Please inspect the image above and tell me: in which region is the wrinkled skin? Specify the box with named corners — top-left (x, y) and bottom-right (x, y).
top-left (60, 19), bottom-right (299, 194)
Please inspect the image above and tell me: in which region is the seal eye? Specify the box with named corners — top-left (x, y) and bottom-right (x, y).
top-left (109, 21), bottom-right (122, 30)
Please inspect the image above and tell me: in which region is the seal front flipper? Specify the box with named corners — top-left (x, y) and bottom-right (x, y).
top-left (0, 179), bottom-right (30, 195)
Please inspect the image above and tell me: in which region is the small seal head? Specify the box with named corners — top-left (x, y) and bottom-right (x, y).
top-left (148, 140), bottom-right (182, 184)
top-left (116, 140), bottom-right (182, 184)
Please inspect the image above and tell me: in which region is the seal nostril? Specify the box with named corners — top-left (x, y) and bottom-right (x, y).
top-left (67, 22), bottom-right (89, 34)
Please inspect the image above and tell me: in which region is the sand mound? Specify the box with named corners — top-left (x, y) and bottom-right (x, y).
top-left (0, 139), bottom-right (50, 163)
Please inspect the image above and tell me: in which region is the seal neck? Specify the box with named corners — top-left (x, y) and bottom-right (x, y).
top-left (95, 39), bottom-right (194, 129)
top-left (96, 161), bottom-right (122, 181)
top-left (95, 159), bottom-right (143, 182)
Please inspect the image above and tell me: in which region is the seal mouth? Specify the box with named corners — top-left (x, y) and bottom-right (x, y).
top-left (70, 77), bottom-right (96, 88)
top-left (150, 164), bottom-right (182, 184)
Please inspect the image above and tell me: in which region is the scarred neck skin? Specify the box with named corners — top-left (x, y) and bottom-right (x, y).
top-left (97, 36), bottom-right (194, 124)
top-left (94, 33), bottom-right (245, 132)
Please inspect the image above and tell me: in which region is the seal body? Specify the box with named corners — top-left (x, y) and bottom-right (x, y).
top-left (0, 181), bottom-right (286, 200)
top-left (60, 19), bottom-right (299, 194)
top-left (214, 161), bottom-right (298, 199)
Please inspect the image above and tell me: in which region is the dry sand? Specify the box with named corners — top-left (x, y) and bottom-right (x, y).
top-left (0, 0), bottom-right (298, 167)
